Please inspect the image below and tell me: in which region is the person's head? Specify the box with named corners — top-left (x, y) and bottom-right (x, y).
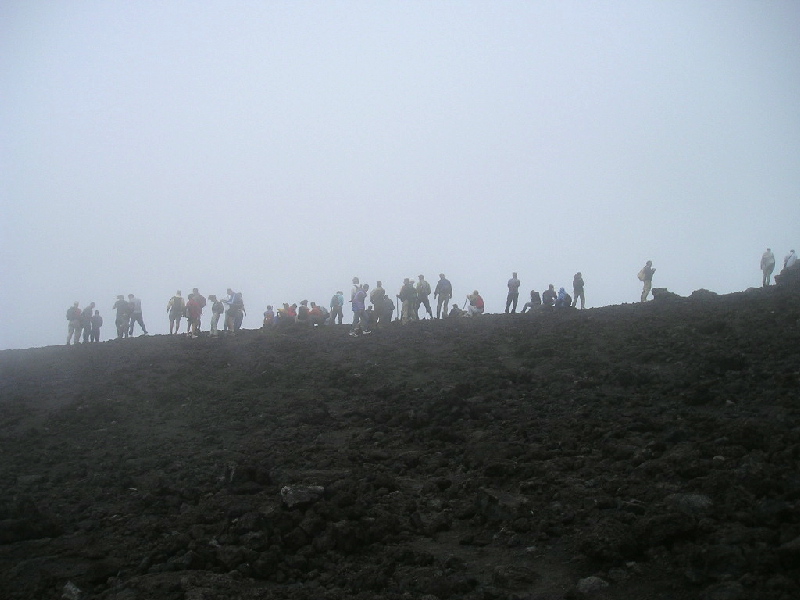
top-left (209, 294), bottom-right (216, 301)
top-left (300, 300), bottom-right (308, 305)
top-left (418, 274), bottom-right (424, 280)
top-left (549, 284), bottom-right (554, 290)
top-left (577, 272), bottom-right (581, 277)
top-left (530, 289), bottom-right (537, 296)
top-left (227, 288), bottom-right (233, 295)
top-left (452, 303), bottom-right (458, 308)
top-left (767, 248), bottom-right (771, 252)
top-left (291, 303), bottom-right (297, 308)
top-left (267, 305), bottom-right (273, 310)
top-left (176, 290), bottom-right (181, 296)
top-left (559, 287), bottom-right (565, 293)
top-left (376, 280), bottom-right (382, 287)
top-left (128, 294), bottom-right (134, 299)
top-left (439, 273), bottom-right (445, 279)
top-left (646, 260), bottom-right (652, 266)
top-left (310, 302), bottom-right (316, 307)
top-left (116, 295), bottom-right (123, 300)
top-left (192, 287), bottom-right (199, 294)
top-left (352, 277), bottom-right (359, 285)
top-left (89, 302), bottom-right (95, 308)
top-left (513, 272), bottom-right (517, 278)
top-left (73, 301), bottom-right (79, 307)
top-left (363, 284), bottom-right (369, 291)
top-left (336, 291), bottom-right (342, 295)
top-left (473, 290), bottom-right (479, 295)
top-left (94, 310), bottom-right (99, 315)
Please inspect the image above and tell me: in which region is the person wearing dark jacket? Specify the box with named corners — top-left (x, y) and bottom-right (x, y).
top-left (90, 310), bottom-right (103, 342)
top-left (542, 284), bottom-right (557, 308)
top-left (433, 273), bottom-right (452, 319)
top-left (572, 272), bottom-right (585, 309)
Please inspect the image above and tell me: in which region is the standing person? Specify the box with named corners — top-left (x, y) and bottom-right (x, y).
top-left (433, 273), bottom-right (452, 319)
top-left (329, 291), bottom-right (344, 325)
top-left (112, 295), bottom-right (130, 339)
top-left (785, 249), bottom-right (797, 269)
top-left (66, 302), bottom-right (81, 345)
top-left (90, 310), bottom-right (103, 342)
top-left (224, 290), bottom-right (245, 333)
top-left (80, 302), bottom-right (95, 343)
top-left (185, 294), bottom-right (203, 338)
top-left (638, 261), bottom-right (656, 302)
top-left (466, 290), bottom-right (485, 316)
top-left (760, 249), bottom-right (775, 287)
top-left (416, 275), bottom-right (433, 319)
top-left (505, 272), bottom-right (521, 313)
top-left (398, 278), bottom-right (416, 324)
top-left (349, 284), bottom-right (371, 336)
top-left (167, 291), bottom-right (185, 334)
top-left (370, 281), bottom-right (385, 309)
top-left (209, 295), bottom-right (224, 336)
top-left (379, 293), bottom-right (394, 326)
top-left (350, 277), bottom-right (360, 321)
top-left (127, 294), bottom-right (148, 335)
top-left (572, 272), bottom-right (585, 309)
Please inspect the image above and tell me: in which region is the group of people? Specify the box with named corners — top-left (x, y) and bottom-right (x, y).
top-left (65, 294), bottom-right (148, 345)
top-left (165, 289), bottom-right (246, 338)
top-left (760, 248), bottom-right (797, 287)
top-left (503, 271), bottom-right (588, 314)
top-left (63, 260), bottom-right (686, 344)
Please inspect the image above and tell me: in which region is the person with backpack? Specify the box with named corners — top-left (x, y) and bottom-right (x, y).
top-left (379, 293), bottom-right (394, 326)
top-left (433, 273), bottom-right (452, 319)
top-left (521, 289), bottom-right (542, 313)
top-left (505, 272), bottom-right (521, 314)
top-left (80, 302), bottom-right (95, 343)
top-left (370, 281), bottom-right (386, 316)
top-left (556, 287), bottom-right (572, 308)
top-left (398, 278), bottom-right (416, 324)
top-left (112, 295), bottom-right (131, 339)
top-left (224, 290), bottom-right (245, 333)
top-left (416, 275), bottom-right (433, 319)
top-left (329, 291), bottom-right (344, 325)
top-left (349, 284), bottom-right (371, 336)
top-left (66, 302), bottom-right (81, 345)
top-left (572, 272), bottom-right (585, 309)
top-left (639, 261), bottom-right (656, 302)
top-left (90, 310), bottom-right (103, 342)
top-left (466, 291), bottom-right (484, 316)
top-left (185, 294), bottom-right (203, 338)
top-left (167, 291), bottom-right (185, 334)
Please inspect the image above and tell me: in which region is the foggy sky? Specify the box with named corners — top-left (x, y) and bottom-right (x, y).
top-left (2, 1), bottom-right (799, 350)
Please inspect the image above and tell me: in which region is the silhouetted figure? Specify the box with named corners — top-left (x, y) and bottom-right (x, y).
top-left (506, 272), bottom-right (520, 313)
top-left (434, 274), bottom-right (452, 319)
top-left (760, 249), bottom-right (775, 287)
top-left (572, 272), bottom-right (585, 309)
top-left (639, 261), bottom-right (656, 302)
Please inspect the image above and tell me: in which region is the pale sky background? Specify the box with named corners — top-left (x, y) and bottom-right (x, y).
top-left (1, 1), bottom-right (799, 350)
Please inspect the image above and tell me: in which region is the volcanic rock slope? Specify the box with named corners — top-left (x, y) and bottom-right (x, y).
top-left (1, 289), bottom-right (799, 600)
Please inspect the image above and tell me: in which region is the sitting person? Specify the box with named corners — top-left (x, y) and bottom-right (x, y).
top-left (555, 287), bottom-right (572, 308)
top-left (449, 303), bottom-right (465, 318)
top-left (263, 306), bottom-right (275, 328)
top-left (521, 290), bottom-right (542, 314)
top-left (309, 302), bottom-right (325, 327)
top-left (542, 284), bottom-right (557, 307)
top-left (466, 291), bottom-right (484, 316)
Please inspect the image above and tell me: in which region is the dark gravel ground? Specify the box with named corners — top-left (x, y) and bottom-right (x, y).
top-left (1, 286), bottom-right (799, 600)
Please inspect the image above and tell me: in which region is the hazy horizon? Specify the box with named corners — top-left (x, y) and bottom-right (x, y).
top-left (2, 1), bottom-right (799, 350)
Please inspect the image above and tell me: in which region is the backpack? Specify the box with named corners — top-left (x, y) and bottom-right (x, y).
top-left (420, 280), bottom-right (431, 295)
top-left (66, 306), bottom-right (79, 320)
top-left (637, 268), bottom-right (646, 281)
